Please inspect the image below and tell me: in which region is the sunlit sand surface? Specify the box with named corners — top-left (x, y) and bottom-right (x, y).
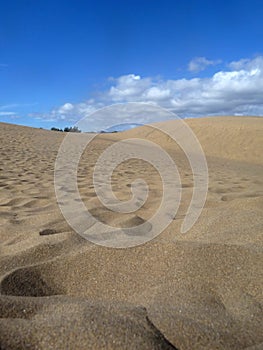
top-left (0, 117), bottom-right (262, 349)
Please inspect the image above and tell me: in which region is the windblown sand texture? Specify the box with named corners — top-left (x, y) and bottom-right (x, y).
top-left (0, 117), bottom-right (262, 349)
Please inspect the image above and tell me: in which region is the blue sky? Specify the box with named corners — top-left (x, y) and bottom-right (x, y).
top-left (1, 0), bottom-right (263, 130)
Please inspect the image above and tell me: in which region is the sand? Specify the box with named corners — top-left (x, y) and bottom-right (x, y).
top-left (0, 117), bottom-right (262, 349)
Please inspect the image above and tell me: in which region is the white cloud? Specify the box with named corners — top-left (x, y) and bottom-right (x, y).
top-left (0, 111), bottom-right (15, 116)
top-left (58, 103), bottom-right (74, 113)
top-left (0, 104), bottom-right (17, 110)
top-left (228, 58), bottom-right (251, 70)
top-left (143, 87), bottom-right (171, 100)
top-left (38, 56), bottom-right (263, 130)
top-left (109, 74), bottom-right (151, 101)
top-left (188, 57), bottom-right (221, 72)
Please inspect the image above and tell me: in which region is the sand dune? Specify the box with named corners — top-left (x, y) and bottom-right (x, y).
top-left (0, 117), bottom-right (262, 349)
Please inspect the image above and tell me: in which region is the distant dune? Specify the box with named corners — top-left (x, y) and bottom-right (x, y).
top-left (0, 117), bottom-right (262, 349)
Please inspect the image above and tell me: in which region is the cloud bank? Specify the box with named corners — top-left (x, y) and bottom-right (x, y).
top-left (40, 56), bottom-right (263, 130)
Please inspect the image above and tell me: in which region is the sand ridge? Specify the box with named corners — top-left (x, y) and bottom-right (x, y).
top-left (0, 117), bottom-right (262, 349)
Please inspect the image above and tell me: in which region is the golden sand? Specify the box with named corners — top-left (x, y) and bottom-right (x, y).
top-left (0, 117), bottom-right (262, 349)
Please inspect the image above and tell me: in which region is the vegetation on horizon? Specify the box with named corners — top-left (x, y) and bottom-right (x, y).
top-left (51, 126), bottom-right (81, 133)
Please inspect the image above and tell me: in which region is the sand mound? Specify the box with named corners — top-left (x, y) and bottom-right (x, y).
top-left (0, 296), bottom-right (176, 349)
top-left (0, 117), bottom-right (262, 349)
